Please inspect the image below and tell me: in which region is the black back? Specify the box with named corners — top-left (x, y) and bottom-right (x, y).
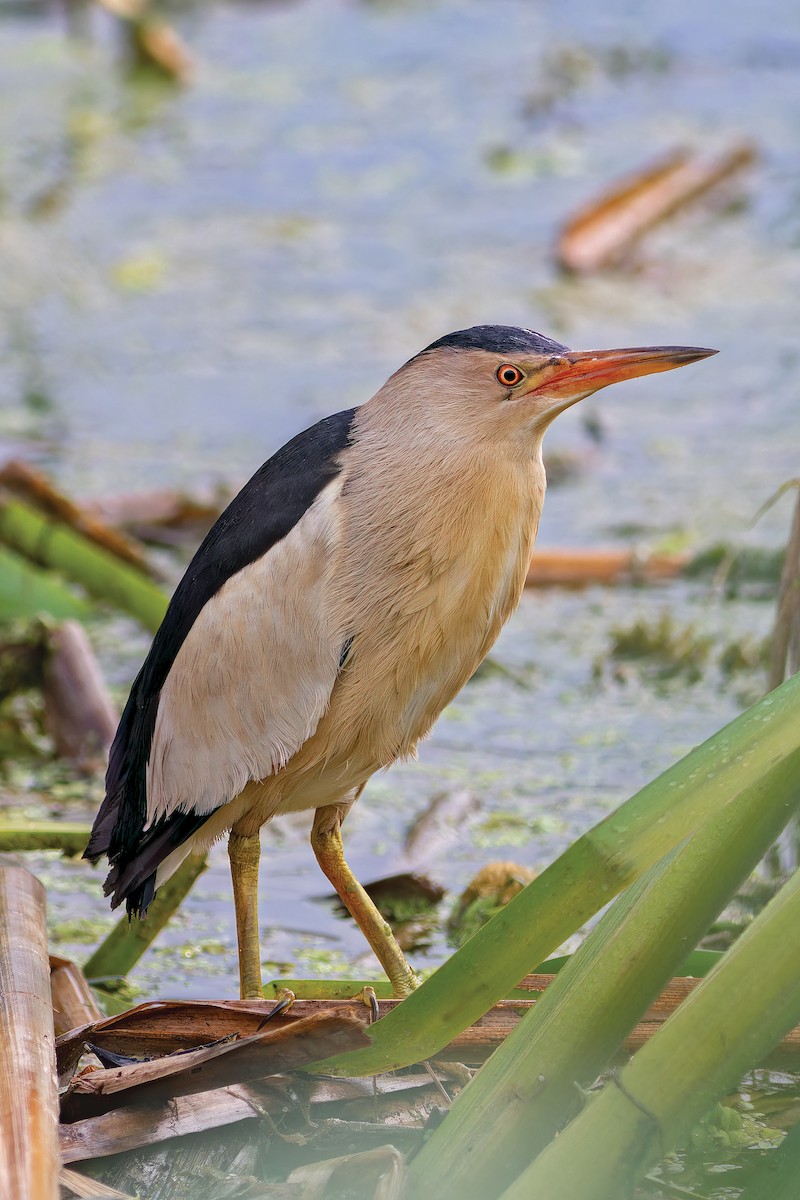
top-left (85, 407), bottom-right (357, 914)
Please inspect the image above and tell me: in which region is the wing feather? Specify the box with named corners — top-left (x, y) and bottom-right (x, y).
top-left (146, 477), bottom-right (344, 821)
top-left (84, 407), bottom-right (356, 915)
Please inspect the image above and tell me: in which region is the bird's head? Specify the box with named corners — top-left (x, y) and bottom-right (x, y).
top-left (382, 325), bottom-right (716, 454)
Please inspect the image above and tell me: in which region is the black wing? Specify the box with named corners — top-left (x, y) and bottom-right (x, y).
top-left (85, 407), bottom-right (357, 915)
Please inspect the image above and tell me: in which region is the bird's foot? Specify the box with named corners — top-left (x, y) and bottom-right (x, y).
top-left (389, 965), bottom-right (421, 999)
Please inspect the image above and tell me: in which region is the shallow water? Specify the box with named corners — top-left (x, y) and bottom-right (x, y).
top-left (1, 0), bottom-right (798, 996)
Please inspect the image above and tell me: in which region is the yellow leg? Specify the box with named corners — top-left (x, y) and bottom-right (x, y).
top-left (311, 804), bottom-right (419, 998)
top-left (228, 830), bottom-right (264, 1000)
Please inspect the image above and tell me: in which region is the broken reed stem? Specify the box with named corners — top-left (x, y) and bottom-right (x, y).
top-left (0, 496), bottom-right (168, 632)
top-left (43, 621), bottom-right (118, 768)
top-left (768, 486), bottom-right (800, 691)
top-left (50, 957), bottom-right (103, 1039)
top-left (556, 142), bottom-right (755, 273)
top-left (59, 1166), bottom-right (137, 1198)
top-left (0, 824), bottom-right (93, 854)
top-left (0, 866), bottom-right (60, 1200)
top-left (83, 853), bottom-right (208, 984)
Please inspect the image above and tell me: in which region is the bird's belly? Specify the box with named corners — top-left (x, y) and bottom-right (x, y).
top-left (347, 533), bottom-right (531, 765)
top-left (388, 607), bottom-right (503, 751)
top-left (271, 763), bottom-right (369, 815)
top-left (227, 477), bottom-right (539, 833)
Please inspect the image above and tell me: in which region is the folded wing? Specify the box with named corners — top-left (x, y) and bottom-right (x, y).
top-left (84, 408), bottom-right (356, 915)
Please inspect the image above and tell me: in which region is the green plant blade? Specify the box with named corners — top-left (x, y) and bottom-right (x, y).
top-left (502, 864), bottom-right (800, 1200)
top-left (739, 1123), bottom-right (800, 1200)
top-left (83, 854), bottom-right (207, 982)
top-left (0, 823), bottom-right (92, 855)
top-left (408, 747), bottom-right (800, 1200)
top-left (0, 546), bottom-right (93, 621)
top-left (0, 497), bottom-right (168, 631)
top-left (264, 979), bottom-right (396, 1000)
top-left (534, 948), bottom-right (723, 978)
top-left (310, 672), bottom-right (800, 1077)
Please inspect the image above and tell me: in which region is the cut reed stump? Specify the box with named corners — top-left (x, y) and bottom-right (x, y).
top-left (43, 621), bottom-right (118, 770)
top-left (556, 142), bottom-right (756, 273)
top-left (50, 956), bottom-right (103, 1040)
top-left (0, 866), bottom-right (61, 1200)
top-left (526, 548), bottom-right (688, 588)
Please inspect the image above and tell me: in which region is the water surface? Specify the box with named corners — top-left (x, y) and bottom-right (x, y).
top-left (0, 0), bottom-right (797, 995)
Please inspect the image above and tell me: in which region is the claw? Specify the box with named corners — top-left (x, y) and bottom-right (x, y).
top-left (256, 987), bottom-right (295, 1031)
top-left (356, 985), bottom-right (380, 1024)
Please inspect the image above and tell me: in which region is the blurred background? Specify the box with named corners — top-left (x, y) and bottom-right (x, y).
top-left (1, 0), bottom-right (798, 997)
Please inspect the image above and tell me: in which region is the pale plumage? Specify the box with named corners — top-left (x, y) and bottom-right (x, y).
top-left (146, 476), bottom-right (346, 824)
top-left (85, 324), bottom-right (716, 997)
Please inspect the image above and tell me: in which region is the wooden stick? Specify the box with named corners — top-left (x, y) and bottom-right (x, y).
top-left (50, 957), bottom-right (103, 1040)
top-left (0, 866), bottom-right (61, 1200)
top-left (526, 548), bottom-right (688, 588)
top-left (42, 621), bottom-right (118, 769)
top-left (0, 461), bottom-right (153, 576)
top-left (557, 142), bottom-right (756, 273)
top-left (54, 977), bottom-right (800, 1075)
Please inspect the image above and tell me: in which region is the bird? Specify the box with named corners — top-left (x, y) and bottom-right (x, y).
top-left (84, 325), bottom-right (715, 1000)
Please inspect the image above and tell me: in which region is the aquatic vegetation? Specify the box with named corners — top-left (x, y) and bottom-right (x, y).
top-left (606, 610), bottom-right (714, 682)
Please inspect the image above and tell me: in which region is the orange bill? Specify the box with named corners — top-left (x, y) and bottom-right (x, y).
top-left (529, 345), bottom-right (718, 400)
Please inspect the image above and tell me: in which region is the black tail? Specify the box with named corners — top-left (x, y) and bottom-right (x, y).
top-left (84, 677), bottom-right (208, 918)
top-left (100, 809), bottom-right (210, 917)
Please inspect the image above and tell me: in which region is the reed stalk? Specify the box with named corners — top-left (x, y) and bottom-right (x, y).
top-left (501, 864), bottom-right (800, 1200)
top-left (0, 823), bottom-right (93, 855)
top-left (83, 854), bottom-right (208, 984)
top-left (312, 671), bottom-right (800, 1077)
top-left (0, 866), bottom-right (61, 1200)
top-left (409, 747), bottom-right (800, 1198)
top-left (0, 497), bottom-right (168, 631)
top-left (0, 545), bottom-right (92, 621)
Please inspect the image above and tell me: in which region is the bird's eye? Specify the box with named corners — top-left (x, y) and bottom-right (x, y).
top-left (496, 364), bottom-right (524, 387)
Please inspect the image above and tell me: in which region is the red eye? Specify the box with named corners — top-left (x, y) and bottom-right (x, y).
top-left (497, 364), bottom-right (524, 387)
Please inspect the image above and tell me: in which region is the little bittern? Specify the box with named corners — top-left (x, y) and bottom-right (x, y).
top-left (85, 325), bottom-right (715, 999)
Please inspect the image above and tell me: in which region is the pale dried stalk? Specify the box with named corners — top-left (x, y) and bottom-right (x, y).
top-left (59, 1087), bottom-right (265, 1164)
top-left (557, 142), bottom-right (756, 273)
top-left (42, 621), bottom-right (118, 769)
top-left (54, 982), bottom-right (800, 1078)
top-left (768, 486), bottom-right (800, 691)
top-left (60, 1074), bottom-right (446, 1164)
top-left (526, 547), bottom-right (688, 588)
top-left (50, 957), bottom-right (103, 1040)
top-left (60, 1166), bottom-right (137, 1198)
top-left (0, 866), bottom-right (61, 1200)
